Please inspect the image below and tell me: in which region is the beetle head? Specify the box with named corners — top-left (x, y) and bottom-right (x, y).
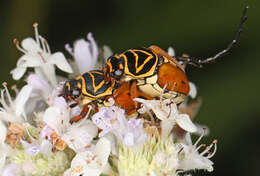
top-left (61, 79), bottom-right (82, 101)
top-left (105, 56), bottom-right (124, 80)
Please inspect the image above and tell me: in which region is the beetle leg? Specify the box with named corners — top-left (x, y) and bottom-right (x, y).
top-left (113, 81), bottom-right (153, 115)
top-left (149, 45), bottom-right (183, 69)
top-left (69, 102), bottom-right (79, 108)
top-left (130, 81), bottom-right (153, 108)
top-left (69, 104), bottom-right (92, 124)
top-left (130, 81), bottom-right (153, 100)
top-left (113, 82), bottom-right (136, 115)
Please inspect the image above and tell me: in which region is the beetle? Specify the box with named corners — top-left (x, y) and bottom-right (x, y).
top-left (61, 70), bottom-right (152, 122)
top-left (104, 46), bottom-right (190, 104)
top-left (62, 70), bottom-right (115, 123)
top-left (104, 6), bottom-right (248, 104)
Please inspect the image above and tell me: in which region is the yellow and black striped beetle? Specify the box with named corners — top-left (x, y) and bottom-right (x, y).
top-left (104, 6), bottom-right (248, 104)
top-left (104, 45), bottom-right (190, 104)
top-left (62, 70), bottom-right (115, 123)
top-left (61, 69), bottom-right (151, 122)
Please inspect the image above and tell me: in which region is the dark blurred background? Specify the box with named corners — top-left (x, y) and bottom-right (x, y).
top-left (0, 0), bottom-right (259, 175)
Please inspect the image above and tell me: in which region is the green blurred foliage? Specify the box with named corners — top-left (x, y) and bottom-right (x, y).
top-left (0, 0), bottom-right (259, 175)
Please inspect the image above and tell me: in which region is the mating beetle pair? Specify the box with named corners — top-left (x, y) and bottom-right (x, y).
top-left (62, 6), bottom-right (248, 123)
top-left (62, 46), bottom-right (190, 123)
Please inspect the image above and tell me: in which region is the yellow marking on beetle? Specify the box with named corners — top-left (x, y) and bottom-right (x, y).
top-left (131, 49), bottom-right (154, 73)
top-left (107, 61), bottom-right (113, 72)
top-left (65, 82), bottom-right (71, 91)
top-left (120, 49), bottom-right (158, 78)
top-left (75, 75), bottom-right (83, 80)
top-left (89, 72), bottom-right (105, 93)
top-left (119, 63), bottom-right (123, 69)
top-left (114, 54), bottom-right (120, 59)
top-left (73, 74), bottom-right (114, 102)
top-left (76, 76), bottom-right (99, 98)
top-left (82, 97), bottom-right (95, 105)
top-left (90, 71), bottom-right (103, 75)
top-left (75, 76), bottom-right (89, 96)
top-left (88, 80), bottom-right (114, 99)
top-left (77, 82), bottom-right (82, 89)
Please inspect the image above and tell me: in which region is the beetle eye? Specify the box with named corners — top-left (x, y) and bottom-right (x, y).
top-left (72, 89), bottom-right (80, 97)
top-left (115, 69), bottom-right (123, 76)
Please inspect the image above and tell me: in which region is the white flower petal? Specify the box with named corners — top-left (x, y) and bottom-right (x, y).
top-left (103, 133), bottom-right (117, 155)
top-left (21, 38), bottom-right (41, 53)
top-left (73, 33), bottom-right (98, 74)
top-left (2, 164), bottom-right (22, 176)
top-left (24, 144), bottom-right (40, 156)
top-left (53, 97), bottom-right (68, 112)
top-left (87, 33), bottom-right (99, 61)
top-left (123, 132), bottom-right (134, 146)
top-left (178, 144), bottom-right (214, 172)
top-left (135, 98), bottom-right (170, 120)
top-left (73, 40), bottom-right (93, 74)
top-left (34, 67), bottom-right (46, 81)
top-left (0, 121), bottom-right (6, 145)
top-left (40, 125), bottom-right (53, 140)
top-left (41, 63), bottom-right (57, 86)
top-left (14, 85), bottom-right (32, 117)
top-left (48, 52), bottom-right (73, 73)
top-left (43, 107), bottom-right (68, 135)
top-left (92, 108), bottom-right (113, 137)
top-left (188, 82), bottom-right (197, 99)
top-left (0, 152), bottom-right (7, 174)
top-left (168, 46), bottom-right (175, 56)
top-left (103, 45), bottom-right (113, 59)
top-left (27, 74), bottom-right (52, 100)
top-left (39, 139), bottom-right (52, 156)
top-left (194, 123), bottom-right (210, 136)
top-left (16, 55), bottom-right (42, 67)
top-left (63, 169), bottom-right (71, 176)
top-left (62, 120), bottom-right (98, 152)
top-left (95, 137), bottom-right (111, 165)
top-left (161, 118), bottom-right (175, 139)
top-left (10, 67), bottom-right (27, 80)
top-left (0, 112), bottom-right (22, 124)
top-left (175, 114), bottom-right (197, 133)
top-left (66, 138), bottom-right (112, 176)
top-left (70, 151), bottom-right (102, 176)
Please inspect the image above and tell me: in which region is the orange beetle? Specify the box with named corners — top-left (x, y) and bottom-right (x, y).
top-left (104, 46), bottom-right (190, 104)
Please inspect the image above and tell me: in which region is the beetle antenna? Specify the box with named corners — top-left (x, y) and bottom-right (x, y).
top-left (176, 6), bottom-right (249, 67)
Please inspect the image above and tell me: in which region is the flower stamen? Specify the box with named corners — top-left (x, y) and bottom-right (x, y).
top-left (200, 139), bottom-right (218, 158)
top-left (193, 128), bottom-right (205, 147)
top-left (207, 140), bottom-right (217, 158)
top-left (39, 35), bottom-right (47, 53)
top-left (39, 35), bottom-right (51, 54)
top-left (37, 51), bottom-right (47, 63)
top-left (13, 39), bottom-right (27, 54)
top-left (160, 84), bottom-right (168, 103)
top-left (33, 22), bottom-right (40, 45)
top-left (195, 143), bottom-right (206, 152)
top-left (11, 85), bottom-right (19, 95)
top-left (2, 82), bottom-right (14, 109)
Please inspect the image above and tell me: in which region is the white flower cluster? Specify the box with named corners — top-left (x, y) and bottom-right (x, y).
top-left (0, 24), bottom-right (217, 176)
